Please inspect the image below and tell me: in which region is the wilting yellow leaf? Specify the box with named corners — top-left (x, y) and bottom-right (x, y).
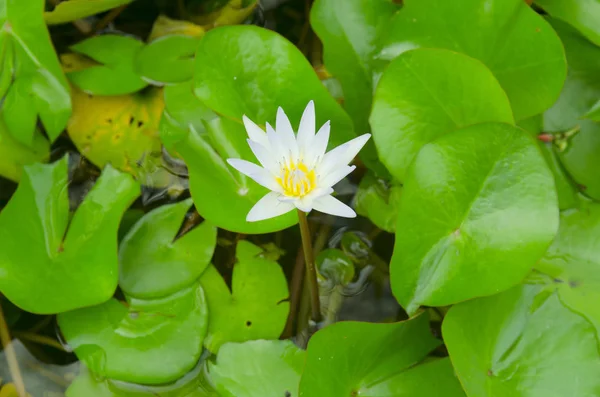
top-left (0, 383), bottom-right (32, 397)
top-left (67, 85), bottom-right (164, 178)
top-left (190, 0), bottom-right (257, 28)
top-left (148, 15), bottom-right (205, 41)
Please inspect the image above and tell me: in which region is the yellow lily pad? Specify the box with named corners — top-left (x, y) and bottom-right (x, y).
top-left (66, 85), bottom-right (164, 177)
top-left (148, 15), bottom-right (205, 41)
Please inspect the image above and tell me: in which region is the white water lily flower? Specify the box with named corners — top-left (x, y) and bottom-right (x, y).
top-left (227, 101), bottom-right (371, 222)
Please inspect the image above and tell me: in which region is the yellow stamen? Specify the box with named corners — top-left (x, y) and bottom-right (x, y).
top-left (276, 160), bottom-right (316, 197)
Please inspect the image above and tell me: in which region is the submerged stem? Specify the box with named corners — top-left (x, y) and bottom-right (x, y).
top-left (297, 210), bottom-right (322, 324)
top-left (0, 299), bottom-right (26, 397)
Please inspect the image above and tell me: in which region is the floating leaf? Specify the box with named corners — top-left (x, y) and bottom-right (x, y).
top-left (378, 0), bottom-right (566, 121)
top-left (119, 199), bottom-right (217, 299)
top-left (44, 0), bottom-right (134, 25)
top-left (370, 48), bottom-right (514, 181)
top-left (66, 85), bottom-right (164, 178)
top-left (135, 35), bottom-right (200, 84)
top-left (535, 0), bottom-right (600, 47)
top-left (310, 0), bottom-right (398, 135)
top-left (310, 0), bottom-right (399, 171)
top-left (391, 123), bottom-right (558, 315)
top-left (209, 340), bottom-right (305, 397)
top-left (190, 0), bottom-right (258, 28)
top-left (585, 98), bottom-right (600, 121)
top-left (443, 284), bottom-right (600, 396)
top-left (537, 201), bottom-right (600, 339)
top-left (200, 241), bottom-right (289, 352)
top-left (355, 171), bottom-right (401, 232)
top-left (67, 35), bottom-right (147, 95)
top-left (0, 157), bottom-right (139, 314)
top-left (543, 18), bottom-right (600, 132)
top-left (67, 359), bottom-right (219, 396)
top-left (299, 315), bottom-right (465, 396)
top-left (555, 120), bottom-right (600, 200)
top-left (58, 281), bottom-right (208, 385)
top-left (148, 15), bottom-right (205, 41)
top-left (193, 25), bottom-right (355, 149)
top-left (0, 0), bottom-right (71, 144)
top-left (0, 115), bottom-right (49, 182)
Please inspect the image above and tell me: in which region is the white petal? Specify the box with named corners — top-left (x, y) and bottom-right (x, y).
top-left (318, 133), bottom-right (371, 176)
top-left (319, 165), bottom-right (356, 188)
top-left (304, 121), bottom-right (330, 168)
top-left (247, 192), bottom-right (295, 222)
top-left (297, 101), bottom-right (315, 156)
top-left (276, 107), bottom-right (298, 159)
top-left (312, 194), bottom-right (356, 218)
top-left (243, 115), bottom-right (270, 149)
top-left (227, 158), bottom-right (281, 192)
top-left (266, 122), bottom-right (285, 161)
top-left (247, 139), bottom-right (279, 175)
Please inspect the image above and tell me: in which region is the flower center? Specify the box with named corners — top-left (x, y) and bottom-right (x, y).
top-left (277, 160), bottom-right (316, 197)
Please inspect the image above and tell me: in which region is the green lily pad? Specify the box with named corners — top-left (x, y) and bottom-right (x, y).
top-left (310, 0), bottom-right (399, 171)
top-left (193, 25), bottom-right (354, 149)
top-left (538, 142), bottom-right (579, 210)
top-left (370, 48), bottom-right (514, 181)
top-left (378, 0), bottom-right (566, 121)
top-left (67, 34), bottom-right (148, 95)
top-left (310, 0), bottom-right (398, 136)
top-left (585, 98), bottom-right (600, 121)
top-left (0, 157), bottom-right (139, 314)
top-left (299, 315), bottom-right (465, 396)
top-left (135, 35), bottom-right (200, 84)
top-left (391, 122), bottom-right (559, 315)
top-left (555, 120), bottom-right (600, 201)
top-left (200, 241), bottom-right (289, 352)
top-left (44, 0), bottom-right (133, 25)
top-left (537, 201), bottom-right (600, 340)
top-left (0, 114), bottom-right (49, 182)
top-left (119, 199), bottom-right (217, 299)
top-left (209, 340), bottom-right (305, 397)
top-left (173, 114), bottom-right (297, 234)
top-left (67, 362), bottom-right (219, 397)
top-left (355, 171), bottom-right (401, 233)
top-left (535, 0), bottom-right (600, 47)
top-left (543, 18), bottom-right (600, 132)
top-left (58, 281), bottom-right (208, 385)
top-left (0, 0), bottom-right (72, 144)
top-left (443, 284), bottom-right (600, 396)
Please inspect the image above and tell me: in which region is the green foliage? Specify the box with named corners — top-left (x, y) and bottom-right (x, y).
top-left (119, 199), bottom-right (217, 299)
top-left (391, 122), bottom-right (558, 314)
top-left (67, 35), bottom-right (148, 95)
top-left (209, 340), bottom-right (305, 397)
top-left (299, 315), bottom-right (465, 396)
top-left (1, 0), bottom-right (600, 394)
top-left (379, 0), bottom-right (566, 121)
top-left (0, 157), bottom-right (139, 314)
top-left (443, 284), bottom-right (600, 396)
top-left (0, 0), bottom-right (71, 145)
top-left (371, 48), bottom-right (514, 181)
top-left (200, 241), bottom-right (289, 352)
top-left (44, 0), bottom-right (134, 25)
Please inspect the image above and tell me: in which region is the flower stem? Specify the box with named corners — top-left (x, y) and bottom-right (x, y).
top-left (297, 210), bottom-right (322, 324)
top-left (0, 299), bottom-right (27, 397)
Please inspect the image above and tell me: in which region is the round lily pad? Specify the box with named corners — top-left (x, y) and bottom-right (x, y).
top-left (135, 35), bottom-right (200, 84)
top-left (391, 122), bottom-right (559, 315)
top-left (119, 198), bottom-right (217, 299)
top-left (443, 284), bottom-right (600, 396)
top-left (537, 201), bottom-right (600, 340)
top-left (378, 0), bottom-right (566, 121)
top-left (0, 158), bottom-right (139, 314)
top-left (200, 241), bottom-right (289, 352)
top-left (299, 315), bottom-right (464, 396)
top-left (209, 340), bottom-right (305, 397)
top-left (58, 281), bottom-right (208, 385)
top-left (370, 48), bottom-right (514, 181)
